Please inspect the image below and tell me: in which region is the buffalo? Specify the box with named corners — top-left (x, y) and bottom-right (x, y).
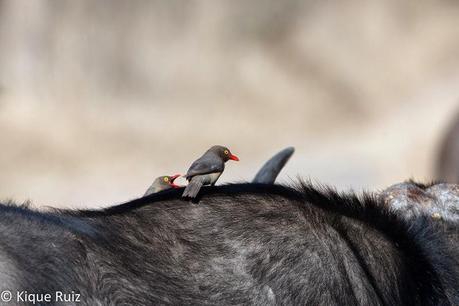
top-left (0, 180), bottom-right (458, 305)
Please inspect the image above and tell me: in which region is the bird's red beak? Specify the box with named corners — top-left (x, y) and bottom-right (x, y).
top-left (229, 154), bottom-right (239, 161)
top-left (169, 174), bottom-right (181, 188)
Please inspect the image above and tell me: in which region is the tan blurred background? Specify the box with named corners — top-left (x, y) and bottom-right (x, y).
top-left (0, 0), bottom-right (459, 208)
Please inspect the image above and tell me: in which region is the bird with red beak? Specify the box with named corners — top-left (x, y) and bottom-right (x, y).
top-left (182, 145), bottom-right (239, 198)
top-left (144, 174), bottom-right (181, 196)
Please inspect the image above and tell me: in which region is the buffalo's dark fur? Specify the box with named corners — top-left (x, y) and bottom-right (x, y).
top-left (0, 183), bottom-right (458, 305)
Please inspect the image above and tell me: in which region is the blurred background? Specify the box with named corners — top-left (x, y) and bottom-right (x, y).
top-left (1, 0), bottom-right (459, 208)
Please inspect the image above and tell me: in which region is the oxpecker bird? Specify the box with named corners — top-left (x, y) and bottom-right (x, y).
top-left (182, 145), bottom-right (239, 198)
top-left (144, 174), bottom-right (181, 196)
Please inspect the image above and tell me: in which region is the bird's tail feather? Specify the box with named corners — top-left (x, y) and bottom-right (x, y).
top-left (182, 177), bottom-right (204, 198)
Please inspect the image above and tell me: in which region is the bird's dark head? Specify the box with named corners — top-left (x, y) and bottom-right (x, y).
top-left (155, 174), bottom-right (181, 189)
top-left (208, 145), bottom-right (240, 162)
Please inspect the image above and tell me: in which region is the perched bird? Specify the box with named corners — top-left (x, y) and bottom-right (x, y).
top-left (182, 145), bottom-right (239, 198)
top-left (144, 174), bottom-right (181, 196)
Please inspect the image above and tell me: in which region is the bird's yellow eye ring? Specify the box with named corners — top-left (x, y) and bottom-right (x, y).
top-left (224, 150), bottom-right (229, 155)
top-left (164, 177), bottom-right (169, 182)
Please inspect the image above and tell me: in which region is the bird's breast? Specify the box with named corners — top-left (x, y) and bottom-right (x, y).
top-left (204, 172), bottom-right (222, 185)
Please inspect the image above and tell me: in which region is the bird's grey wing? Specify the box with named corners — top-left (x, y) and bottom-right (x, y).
top-left (253, 147), bottom-right (295, 184)
top-left (185, 157), bottom-right (224, 178)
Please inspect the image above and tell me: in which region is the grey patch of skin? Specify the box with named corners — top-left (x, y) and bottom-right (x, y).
top-left (262, 253), bottom-right (270, 265)
top-left (426, 184), bottom-right (459, 221)
top-left (0, 251), bottom-right (19, 291)
top-left (264, 285), bottom-right (276, 304)
top-left (253, 147), bottom-right (295, 184)
top-left (379, 183), bottom-right (459, 222)
top-left (170, 240), bottom-right (185, 260)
